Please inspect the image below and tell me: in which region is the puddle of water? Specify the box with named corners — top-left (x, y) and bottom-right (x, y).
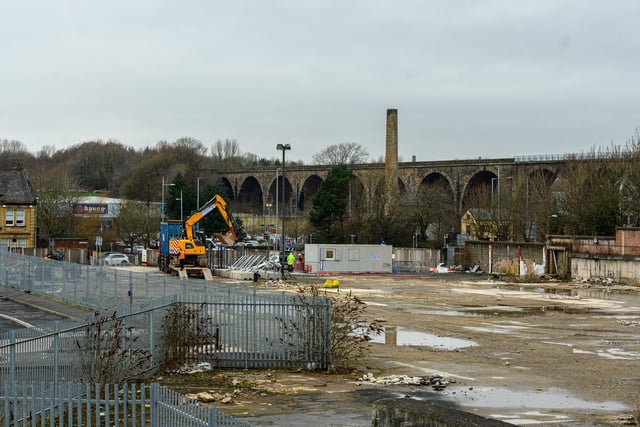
top-left (573, 347), bottom-right (640, 360)
top-left (414, 303), bottom-right (601, 318)
top-left (440, 386), bottom-right (628, 411)
top-left (410, 309), bottom-right (474, 317)
top-left (371, 327), bottom-right (478, 350)
top-left (501, 283), bottom-right (640, 303)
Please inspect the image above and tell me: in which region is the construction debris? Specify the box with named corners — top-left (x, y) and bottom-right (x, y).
top-left (356, 373), bottom-right (452, 391)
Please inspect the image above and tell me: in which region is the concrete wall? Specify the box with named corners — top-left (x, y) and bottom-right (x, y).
top-left (572, 253), bottom-right (640, 284)
top-left (305, 244), bottom-right (393, 274)
top-left (463, 241), bottom-right (546, 276)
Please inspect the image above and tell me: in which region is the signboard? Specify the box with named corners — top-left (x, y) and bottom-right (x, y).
top-left (74, 204), bottom-right (108, 215)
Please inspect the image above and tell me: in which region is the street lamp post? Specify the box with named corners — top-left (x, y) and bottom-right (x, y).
top-left (265, 199), bottom-right (272, 234)
top-left (276, 144), bottom-right (291, 253)
top-left (196, 177), bottom-right (203, 210)
top-left (276, 144), bottom-right (291, 278)
top-left (548, 214), bottom-right (558, 236)
top-left (176, 189), bottom-right (183, 221)
top-left (274, 168), bottom-right (279, 251)
top-left (161, 176), bottom-right (175, 222)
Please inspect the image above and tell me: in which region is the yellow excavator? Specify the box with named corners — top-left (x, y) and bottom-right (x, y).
top-left (158, 194), bottom-right (237, 274)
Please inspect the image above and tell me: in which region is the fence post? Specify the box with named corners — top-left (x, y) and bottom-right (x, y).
top-left (150, 383), bottom-right (158, 427)
top-left (21, 261), bottom-right (27, 292)
top-left (208, 407), bottom-right (219, 427)
top-left (144, 272), bottom-right (149, 299)
top-left (149, 298), bottom-right (155, 364)
top-left (9, 331), bottom-right (16, 392)
top-left (53, 321), bottom-right (60, 389)
top-left (26, 257), bottom-right (32, 293)
top-left (114, 269), bottom-right (118, 302)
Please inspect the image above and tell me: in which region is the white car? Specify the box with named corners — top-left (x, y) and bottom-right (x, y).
top-left (102, 253), bottom-right (130, 266)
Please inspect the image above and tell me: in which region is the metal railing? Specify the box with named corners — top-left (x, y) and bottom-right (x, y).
top-left (1, 293), bottom-right (332, 387)
top-left (0, 251), bottom-right (290, 311)
top-left (1, 382), bottom-right (253, 427)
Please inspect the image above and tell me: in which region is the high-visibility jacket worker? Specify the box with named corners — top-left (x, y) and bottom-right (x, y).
top-left (287, 252), bottom-right (295, 271)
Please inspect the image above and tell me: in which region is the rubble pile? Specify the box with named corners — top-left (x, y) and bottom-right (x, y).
top-left (173, 362), bottom-right (213, 375)
top-left (185, 390), bottom-right (240, 404)
top-left (262, 279), bottom-right (294, 288)
top-left (357, 373), bottom-right (452, 391)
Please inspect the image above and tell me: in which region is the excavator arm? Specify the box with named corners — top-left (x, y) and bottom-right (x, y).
top-left (183, 195), bottom-right (237, 245)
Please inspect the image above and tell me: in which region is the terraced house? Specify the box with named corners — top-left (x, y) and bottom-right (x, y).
top-left (0, 169), bottom-right (37, 249)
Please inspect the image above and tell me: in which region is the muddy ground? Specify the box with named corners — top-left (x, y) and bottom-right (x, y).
top-left (164, 273), bottom-right (640, 426)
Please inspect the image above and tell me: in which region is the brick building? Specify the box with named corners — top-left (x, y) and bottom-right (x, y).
top-left (0, 169), bottom-right (37, 249)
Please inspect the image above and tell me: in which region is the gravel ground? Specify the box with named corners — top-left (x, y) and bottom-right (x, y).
top-left (168, 273), bottom-right (640, 426)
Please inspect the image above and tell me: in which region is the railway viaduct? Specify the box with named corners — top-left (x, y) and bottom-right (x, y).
top-left (214, 154), bottom-right (573, 219)
top-left (206, 109), bottom-right (595, 235)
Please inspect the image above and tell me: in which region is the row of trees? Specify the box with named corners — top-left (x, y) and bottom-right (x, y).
top-left (0, 136), bottom-right (369, 247)
top-left (5, 131), bottom-right (640, 248)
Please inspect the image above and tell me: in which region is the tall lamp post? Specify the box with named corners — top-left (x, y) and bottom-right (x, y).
top-left (161, 176), bottom-right (175, 222)
top-left (276, 144), bottom-right (291, 252)
top-left (276, 143), bottom-right (291, 278)
top-left (274, 168), bottom-right (279, 251)
top-left (196, 177), bottom-right (203, 210)
top-left (176, 189), bottom-right (183, 221)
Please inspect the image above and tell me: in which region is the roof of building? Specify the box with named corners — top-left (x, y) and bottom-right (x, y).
top-left (0, 170), bottom-right (36, 204)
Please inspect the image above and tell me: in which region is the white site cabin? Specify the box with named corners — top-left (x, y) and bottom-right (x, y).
top-left (303, 244), bottom-right (393, 274)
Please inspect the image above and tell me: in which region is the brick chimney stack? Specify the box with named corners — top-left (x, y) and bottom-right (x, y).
top-left (385, 109), bottom-right (399, 206)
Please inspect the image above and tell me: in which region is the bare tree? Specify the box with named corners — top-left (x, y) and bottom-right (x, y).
top-left (312, 142), bottom-right (369, 165)
top-left (113, 201), bottom-right (161, 249)
top-left (30, 166), bottom-right (81, 240)
top-left (407, 185), bottom-right (455, 246)
top-left (560, 149), bottom-right (625, 236)
top-left (210, 138), bottom-right (244, 170)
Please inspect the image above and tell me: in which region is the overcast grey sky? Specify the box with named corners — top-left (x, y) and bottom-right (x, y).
top-left (2, 1), bottom-right (639, 163)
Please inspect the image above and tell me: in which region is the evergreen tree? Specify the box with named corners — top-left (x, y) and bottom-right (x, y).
top-left (309, 164), bottom-right (350, 242)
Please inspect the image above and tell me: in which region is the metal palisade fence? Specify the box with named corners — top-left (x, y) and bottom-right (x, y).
top-left (0, 250), bottom-right (274, 310)
top-left (1, 293), bottom-right (332, 384)
top-left (1, 382), bottom-right (253, 427)
top-left (0, 251), bottom-right (332, 426)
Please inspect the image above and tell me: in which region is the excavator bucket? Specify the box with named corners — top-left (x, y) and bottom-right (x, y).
top-left (216, 231), bottom-right (236, 246)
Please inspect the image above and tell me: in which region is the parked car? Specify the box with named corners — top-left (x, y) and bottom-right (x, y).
top-left (45, 249), bottom-right (64, 261)
top-left (101, 253), bottom-right (130, 266)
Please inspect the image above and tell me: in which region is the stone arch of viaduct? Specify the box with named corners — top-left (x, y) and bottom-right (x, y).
top-left (212, 157), bottom-right (571, 228)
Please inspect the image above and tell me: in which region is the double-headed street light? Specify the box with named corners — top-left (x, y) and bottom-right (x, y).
top-left (276, 144), bottom-right (291, 258)
top-left (161, 176), bottom-right (175, 222)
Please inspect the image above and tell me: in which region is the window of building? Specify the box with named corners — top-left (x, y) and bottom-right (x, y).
top-left (4, 209), bottom-right (26, 227)
top-left (15, 210), bottom-right (25, 227)
top-left (324, 248), bottom-right (336, 260)
top-left (3, 238), bottom-right (24, 248)
top-left (5, 210), bottom-right (14, 227)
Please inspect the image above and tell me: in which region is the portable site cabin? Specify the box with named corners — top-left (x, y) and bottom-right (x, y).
top-left (304, 244), bottom-right (393, 274)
